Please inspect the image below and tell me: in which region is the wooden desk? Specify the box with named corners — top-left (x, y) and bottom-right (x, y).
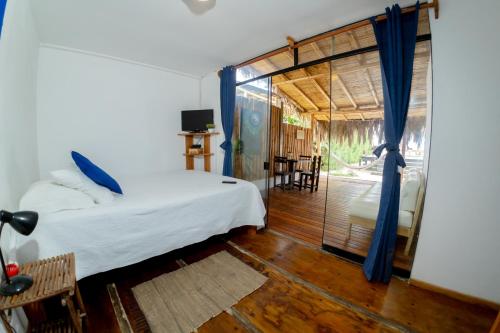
top-left (178, 132), bottom-right (219, 172)
top-left (0, 253), bottom-right (86, 333)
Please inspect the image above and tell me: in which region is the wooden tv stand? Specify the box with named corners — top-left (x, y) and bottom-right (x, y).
top-left (178, 132), bottom-right (219, 172)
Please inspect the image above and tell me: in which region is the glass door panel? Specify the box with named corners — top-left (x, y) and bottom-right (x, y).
top-left (322, 41), bottom-right (432, 274)
top-left (265, 63), bottom-right (331, 246)
top-left (234, 78), bottom-right (272, 216)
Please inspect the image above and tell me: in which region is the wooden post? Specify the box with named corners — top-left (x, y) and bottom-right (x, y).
top-left (185, 136), bottom-right (194, 170)
top-left (312, 115), bottom-right (321, 157)
top-left (204, 135), bottom-right (211, 172)
top-left (64, 294), bottom-right (83, 333)
top-left (74, 283), bottom-right (87, 327)
top-left (491, 311), bottom-right (500, 333)
top-left (0, 312), bottom-right (13, 333)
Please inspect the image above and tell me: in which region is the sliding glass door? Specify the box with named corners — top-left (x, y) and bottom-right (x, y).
top-left (233, 78), bottom-right (272, 218)
top-left (322, 41), bottom-right (432, 274)
top-left (265, 63), bottom-right (331, 245)
top-left (232, 7), bottom-right (431, 276)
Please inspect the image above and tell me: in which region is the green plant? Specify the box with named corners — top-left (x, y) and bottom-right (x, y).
top-left (320, 131), bottom-right (372, 174)
top-left (234, 139), bottom-right (243, 154)
top-left (206, 123), bottom-right (215, 129)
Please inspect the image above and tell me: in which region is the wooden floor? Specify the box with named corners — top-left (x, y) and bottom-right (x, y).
top-left (268, 175), bottom-right (413, 270)
top-left (74, 229), bottom-right (497, 333)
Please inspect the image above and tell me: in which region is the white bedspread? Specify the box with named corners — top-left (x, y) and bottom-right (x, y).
top-left (15, 171), bottom-right (266, 279)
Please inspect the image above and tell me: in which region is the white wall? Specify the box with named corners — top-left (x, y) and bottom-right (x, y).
top-left (0, 0), bottom-right (40, 330)
top-left (36, 46), bottom-right (201, 180)
top-left (412, 0), bottom-right (500, 303)
top-left (200, 72), bottom-right (224, 174)
top-left (0, 0), bottom-right (40, 210)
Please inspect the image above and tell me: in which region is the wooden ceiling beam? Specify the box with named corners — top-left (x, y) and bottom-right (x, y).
top-left (312, 106), bottom-right (426, 115)
top-left (300, 67), bottom-right (339, 111)
top-left (273, 74), bottom-right (323, 86)
top-left (272, 50), bottom-right (430, 86)
top-left (333, 74), bottom-right (358, 109)
top-left (365, 70), bottom-right (380, 107)
top-left (308, 42), bottom-right (338, 111)
top-left (310, 42), bottom-right (325, 59)
top-left (284, 44), bottom-right (338, 111)
top-left (347, 31), bottom-right (364, 64)
top-left (273, 87), bottom-right (306, 113)
top-left (348, 31), bottom-right (381, 107)
top-left (287, 80), bottom-right (320, 111)
top-left (287, 2), bottom-right (436, 49)
top-left (236, 1), bottom-right (437, 69)
top-left (275, 55), bottom-right (319, 111)
top-left (265, 58), bottom-right (319, 111)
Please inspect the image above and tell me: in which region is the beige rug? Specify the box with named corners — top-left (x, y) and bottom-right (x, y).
top-left (132, 251), bottom-right (267, 333)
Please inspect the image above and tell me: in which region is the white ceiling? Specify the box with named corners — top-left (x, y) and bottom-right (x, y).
top-left (30, 0), bottom-right (416, 77)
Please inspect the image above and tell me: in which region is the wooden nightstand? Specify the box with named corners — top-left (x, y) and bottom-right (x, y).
top-left (0, 253), bottom-right (87, 333)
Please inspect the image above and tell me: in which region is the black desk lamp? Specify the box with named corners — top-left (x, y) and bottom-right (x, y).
top-left (0, 210), bottom-right (38, 296)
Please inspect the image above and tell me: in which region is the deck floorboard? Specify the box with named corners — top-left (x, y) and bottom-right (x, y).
top-left (268, 176), bottom-right (413, 270)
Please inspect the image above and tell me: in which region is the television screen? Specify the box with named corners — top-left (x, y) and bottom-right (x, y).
top-left (181, 109), bottom-right (214, 132)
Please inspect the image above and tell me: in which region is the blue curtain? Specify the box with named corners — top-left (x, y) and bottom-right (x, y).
top-left (363, 2), bottom-right (420, 282)
top-left (220, 66), bottom-right (236, 176)
top-left (0, 0), bottom-right (7, 38)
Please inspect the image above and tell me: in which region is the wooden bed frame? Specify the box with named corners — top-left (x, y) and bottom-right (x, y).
top-left (346, 174), bottom-right (426, 256)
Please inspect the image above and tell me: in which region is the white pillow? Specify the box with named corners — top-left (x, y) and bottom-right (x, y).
top-left (400, 170), bottom-right (421, 212)
top-left (19, 181), bottom-right (96, 214)
top-left (51, 169), bottom-right (115, 204)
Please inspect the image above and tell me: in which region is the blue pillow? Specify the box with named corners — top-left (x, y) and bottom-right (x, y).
top-left (71, 151), bottom-right (123, 194)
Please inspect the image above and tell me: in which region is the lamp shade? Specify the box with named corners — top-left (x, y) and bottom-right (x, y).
top-left (182, 0), bottom-right (216, 15)
top-left (0, 210), bottom-right (38, 235)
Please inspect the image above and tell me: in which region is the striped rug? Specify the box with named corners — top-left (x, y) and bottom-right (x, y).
top-left (132, 251), bottom-right (267, 333)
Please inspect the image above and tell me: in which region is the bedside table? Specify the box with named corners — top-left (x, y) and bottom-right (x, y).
top-left (0, 253), bottom-right (87, 333)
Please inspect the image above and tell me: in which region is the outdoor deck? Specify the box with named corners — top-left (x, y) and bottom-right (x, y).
top-left (267, 176), bottom-right (413, 271)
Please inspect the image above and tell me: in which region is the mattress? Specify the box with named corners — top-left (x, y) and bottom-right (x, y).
top-left (348, 182), bottom-right (413, 228)
top-left (15, 171), bottom-right (266, 279)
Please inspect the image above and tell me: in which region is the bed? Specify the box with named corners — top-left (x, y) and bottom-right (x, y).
top-left (15, 170), bottom-right (266, 280)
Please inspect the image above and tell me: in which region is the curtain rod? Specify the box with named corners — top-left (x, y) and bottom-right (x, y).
top-left (234, 0), bottom-right (439, 69)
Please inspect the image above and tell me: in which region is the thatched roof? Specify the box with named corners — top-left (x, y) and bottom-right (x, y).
top-left (244, 9), bottom-right (431, 124)
top-left (236, 9), bottom-right (431, 146)
top-left (316, 116), bottom-right (426, 147)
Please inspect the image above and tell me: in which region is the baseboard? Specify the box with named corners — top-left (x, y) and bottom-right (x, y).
top-left (409, 279), bottom-right (500, 311)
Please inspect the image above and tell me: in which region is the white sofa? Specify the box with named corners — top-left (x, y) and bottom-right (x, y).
top-left (347, 169), bottom-right (425, 255)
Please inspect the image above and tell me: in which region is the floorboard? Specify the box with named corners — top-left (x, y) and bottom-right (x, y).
top-left (182, 242), bottom-right (401, 332)
top-left (230, 230), bottom-right (497, 333)
top-left (198, 311), bottom-right (250, 333)
top-left (268, 176), bottom-right (413, 270)
top-left (73, 229), bottom-right (497, 333)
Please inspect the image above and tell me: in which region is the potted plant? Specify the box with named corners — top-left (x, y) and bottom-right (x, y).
top-left (206, 123), bottom-right (216, 133)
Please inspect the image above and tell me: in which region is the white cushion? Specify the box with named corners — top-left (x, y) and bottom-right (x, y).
top-left (51, 169), bottom-right (114, 204)
top-left (400, 169), bottom-right (422, 212)
top-left (19, 181), bottom-right (96, 214)
top-left (348, 182), bottom-right (413, 228)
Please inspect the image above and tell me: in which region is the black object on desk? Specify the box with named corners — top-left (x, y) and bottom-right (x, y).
top-left (0, 210), bottom-right (38, 296)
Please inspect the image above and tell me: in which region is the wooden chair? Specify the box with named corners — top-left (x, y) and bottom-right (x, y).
top-left (299, 156), bottom-right (321, 192)
top-left (293, 155), bottom-right (311, 188)
top-left (273, 156), bottom-right (290, 190)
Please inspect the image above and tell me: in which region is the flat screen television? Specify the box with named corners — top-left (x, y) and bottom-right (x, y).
top-left (181, 109), bottom-right (214, 132)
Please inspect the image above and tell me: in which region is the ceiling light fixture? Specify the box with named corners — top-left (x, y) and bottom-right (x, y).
top-left (182, 0), bottom-right (216, 15)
